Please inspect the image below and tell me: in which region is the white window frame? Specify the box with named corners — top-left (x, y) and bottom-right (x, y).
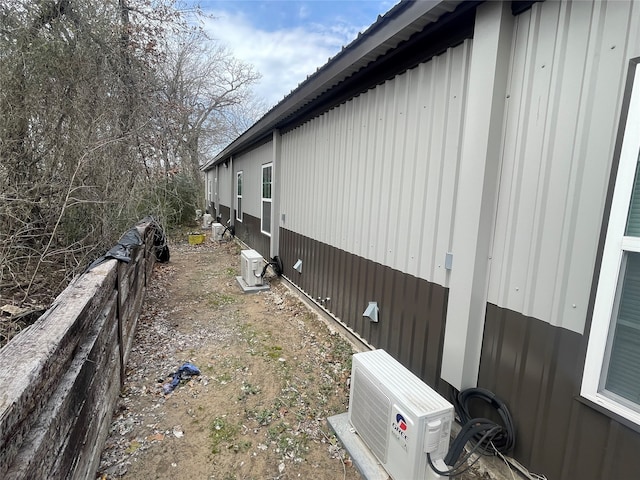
top-left (261, 163), bottom-right (272, 236)
top-left (582, 62), bottom-right (640, 425)
top-left (236, 170), bottom-right (243, 222)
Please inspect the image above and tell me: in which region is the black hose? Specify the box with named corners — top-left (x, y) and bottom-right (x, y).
top-left (221, 225), bottom-right (235, 239)
top-left (428, 425), bottom-right (500, 477)
top-left (259, 256), bottom-right (283, 278)
top-left (432, 387), bottom-right (515, 475)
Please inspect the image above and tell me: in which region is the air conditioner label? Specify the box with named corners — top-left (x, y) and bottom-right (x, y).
top-left (391, 409), bottom-right (409, 452)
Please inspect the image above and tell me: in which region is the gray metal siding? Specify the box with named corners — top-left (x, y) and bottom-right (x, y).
top-left (280, 42), bottom-right (470, 288)
top-left (218, 165), bottom-right (232, 218)
top-left (233, 142), bottom-right (273, 219)
top-left (487, 0), bottom-right (640, 334)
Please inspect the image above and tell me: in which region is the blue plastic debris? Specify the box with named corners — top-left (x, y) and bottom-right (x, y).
top-left (163, 362), bottom-right (201, 394)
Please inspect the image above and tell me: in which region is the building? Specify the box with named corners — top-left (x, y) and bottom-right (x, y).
top-left (202, 1), bottom-right (640, 478)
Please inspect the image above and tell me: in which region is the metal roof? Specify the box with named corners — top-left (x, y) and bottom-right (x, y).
top-left (202, 0), bottom-right (467, 171)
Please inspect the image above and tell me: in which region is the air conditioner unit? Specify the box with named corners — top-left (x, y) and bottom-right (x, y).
top-left (240, 249), bottom-right (264, 287)
top-left (202, 213), bottom-right (213, 228)
top-left (211, 222), bottom-right (224, 241)
top-left (348, 349), bottom-right (453, 480)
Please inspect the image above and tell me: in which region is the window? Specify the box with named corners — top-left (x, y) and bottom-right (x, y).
top-left (236, 171), bottom-right (243, 222)
top-left (582, 61), bottom-right (640, 424)
top-left (261, 163), bottom-right (272, 235)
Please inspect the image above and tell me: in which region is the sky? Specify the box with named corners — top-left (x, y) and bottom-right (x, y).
top-left (195, 0), bottom-right (399, 108)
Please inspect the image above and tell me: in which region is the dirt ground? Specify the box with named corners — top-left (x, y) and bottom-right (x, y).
top-left (96, 236), bottom-right (492, 480)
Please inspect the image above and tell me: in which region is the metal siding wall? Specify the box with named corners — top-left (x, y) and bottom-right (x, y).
top-left (204, 170), bottom-right (213, 205)
top-left (234, 213), bottom-right (270, 259)
top-left (487, 0), bottom-right (640, 333)
top-left (480, 304), bottom-right (640, 480)
top-left (279, 228), bottom-right (449, 393)
top-left (233, 141), bottom-right (272, 219)
top-left (218, 165), bottom-right (232, 215)
top-left (219, 205), bottom-right (230, 224)
top-left (280, 43), bottom-right (470, 288)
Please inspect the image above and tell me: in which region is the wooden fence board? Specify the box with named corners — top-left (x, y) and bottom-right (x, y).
top-left (4, 291), bottom-right (119, 479)
top-left (0, 260), bottom-right (118, 477)
top-left (55, 308), bottom-right (121, 479)
top-left (0, 220), bottom-right (160, 480)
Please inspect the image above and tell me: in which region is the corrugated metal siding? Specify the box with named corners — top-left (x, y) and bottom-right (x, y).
top-left (280, 227), bottom-right (449, 394)
top-left (218, 205), bottom-right (230, 225)
top-left (204, 170), bottom-right (214, 207)
top-left (233, 141), bottom-right (273, 219)
top-left (487, 0), bottom-right (640, 333)
top-left (479, 304), bottom-right (640, 480)
top-left (280, 42), bottom-right (471, 288)
top-left (218, 165), bottom-right (232, 218)
top-left (235, 213), bottom-right (270, 259)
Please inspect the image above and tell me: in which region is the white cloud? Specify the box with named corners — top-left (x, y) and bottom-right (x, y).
top-left (201, 10), bottom-right (362, 108)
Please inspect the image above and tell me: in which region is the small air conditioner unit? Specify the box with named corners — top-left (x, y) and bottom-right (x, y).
top-left (202, 213), bottom-right (213, 228)
top-left (348, 349), bottom-right (453, 480)
top-left (240, 249), bottom-right (264, 287)
top-left (211, 222), bottom-right (224, 241)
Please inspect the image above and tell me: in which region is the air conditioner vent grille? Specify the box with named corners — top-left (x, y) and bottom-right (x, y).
top-left (350, 366), bottom-right (391, 463)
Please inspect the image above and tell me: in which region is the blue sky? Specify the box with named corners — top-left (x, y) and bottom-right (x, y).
top-left (196, 0), bottom-right (398, 107)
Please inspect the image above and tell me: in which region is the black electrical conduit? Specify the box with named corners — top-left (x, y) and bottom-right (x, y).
top-left (212, 215), bottom-right (281, 278)
top-left (221, 224), bottom-right (235, 239)
top-left (259, 255), bottom-right (283, 278)
top-left (428, 387), bottom-right (516, 477)
top-left (214, 217), bottom-right (236, 240)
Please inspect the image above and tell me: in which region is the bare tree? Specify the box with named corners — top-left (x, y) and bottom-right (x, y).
top-left (0, 0), bottom-right (182, 311)
top-left (157, 30), bottom-right (262, 179)
top-left (0, 0), bottom-right (266, 337)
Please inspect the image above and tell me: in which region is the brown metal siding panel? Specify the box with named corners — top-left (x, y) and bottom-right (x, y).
top-left (401, 274), bottom-right (419, 371)
top-left (426, 282), bottom-right (448, 393)
top-left (219, 205), bottom-right (231, 224)
top-left (344, 251), bottom-right (358, 326)
top-left (390, 269), bottom-right (408, 365)
top-left (308, 235), bottom-right (317, 295)
top-left (362, 256), bottom-right (376, 339)
top-left (328, 245), bottom-right (340, 318)
top-left (563, 405), bottom-right (608, 479)
top-left (235, 213), bottom-right (269, 259)
top-left (408, 275), bottom-right (426, 379)
top-left (322, 241), bottom-right (330, 300)
top-left (338, 248), bottom-right (352, 325)
top-left (534, 327), bottom-right (579, 477)
top-left (371, 262), bottom-right (387, 349)
top-left (606, 422), bottom-right (640, 479)
top-left (479, 305), bottom-right (578, 479)
top-left (479, 303), bottom-right (640, 480)
top-left (279, 227), bottom-right (448, 392)
top-left (352, 251), bottom-right (364, 331)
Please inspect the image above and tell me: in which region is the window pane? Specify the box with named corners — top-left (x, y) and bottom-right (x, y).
top-left (604, 251), bottom-right (640, 405)
top-left (262, 166), bottom-right (272, 199)
top-left (262, 201), bottom-right (271, 234)
top-left (625, 154), bottom-right (640, 236)
top-left (237, 173), bottom-right (242, 195)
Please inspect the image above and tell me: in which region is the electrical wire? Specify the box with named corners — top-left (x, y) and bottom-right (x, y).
top-left (427, 426), bottom-right (500, 477)
top-left (428, 387), bottom-right (516, 478)
top-left (450, 387), bottom-right (515, 457)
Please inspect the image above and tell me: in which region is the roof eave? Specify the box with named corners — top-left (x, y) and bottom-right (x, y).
top-left (202, 0), bottom-right (465, 171)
